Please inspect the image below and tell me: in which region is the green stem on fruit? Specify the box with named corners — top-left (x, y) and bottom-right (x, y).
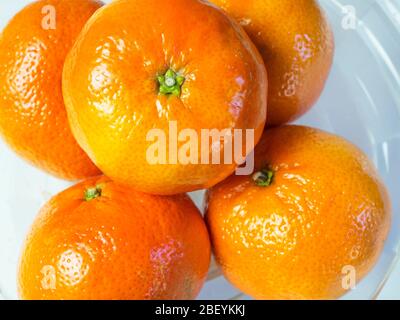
top-left (252, 168), bottom-right (274, 187)
top-left (157, 69), bottom-right (185, 96)
top-left (84, 185), bottom-right (102, 201)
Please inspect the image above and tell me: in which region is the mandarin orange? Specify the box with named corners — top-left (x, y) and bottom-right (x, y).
top-left (211, 0), bottom-right (334, 126)
top-left (0, 0), bottom-right (102, 180)
top-left (62, 0), bottom-right (267, 195)
top-left (18, 176), bottom-right (210, 300)
top-left (205, 125), bottom-right (391, 299)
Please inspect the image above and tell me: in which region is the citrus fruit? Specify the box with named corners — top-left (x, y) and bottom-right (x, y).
top-left (0, 0), bottom-right (102, 180)
top-left (205, 125), bottom-right (391, 299)
top-left (18, 176), bottom-right (210, 300)
top-left (210, 0), bottom-right (334, 126)
top-left (62, 0), bottom-right (267, 195)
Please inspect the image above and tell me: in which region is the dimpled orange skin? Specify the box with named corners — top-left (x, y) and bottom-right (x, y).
top-left (62, 0), bottom-right (267, 195)
top-left (211, 0), bottom-right (334, 127)
top-left (0, 0), bottom-right (102, 180)
top-left (205, 125), bottom-right (391, 300)
top-left (18, 176), bottom-right (211, 300)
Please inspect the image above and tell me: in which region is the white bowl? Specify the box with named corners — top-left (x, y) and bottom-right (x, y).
top-left (0, 0), bottom-right (399, 300)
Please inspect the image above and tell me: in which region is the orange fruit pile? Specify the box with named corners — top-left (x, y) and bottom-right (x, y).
top-left (0, 0), bottom-right (390, 300)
